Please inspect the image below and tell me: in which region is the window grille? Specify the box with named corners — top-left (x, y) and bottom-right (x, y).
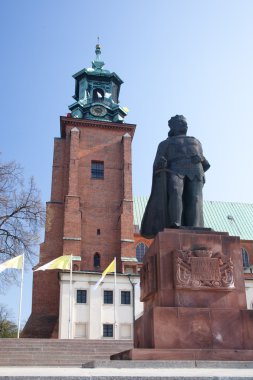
top-left (242, 248), bottom-right (250, 268)
top-left (136, 242), bottom-right (148, 262)
top-left (104, 290), bottom-right (113, 304)
top-left (76, 289), bottom-right (87, 304)
top-left (91, 161), bottom-right (104, 179)
top-left (103, 324), bottom-right (113, 337)
top-left (121, 291), bottom-right (131, 305)
top-left (94, 253), bottom-right (100, 267)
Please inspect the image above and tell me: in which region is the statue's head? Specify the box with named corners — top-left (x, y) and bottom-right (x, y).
top-left (168, 115), bottom-right (188, 137)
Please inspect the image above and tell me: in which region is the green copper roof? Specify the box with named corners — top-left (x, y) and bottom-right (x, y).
top-left (133, 196), bottom-right (253, 240)
top-left (72, 42), bottom-right (123, 84)
top-left (69, 43), bottom-right (126, 122)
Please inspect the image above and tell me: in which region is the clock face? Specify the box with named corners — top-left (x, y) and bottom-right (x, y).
top-left (90, 105), bottom-right (107, 117)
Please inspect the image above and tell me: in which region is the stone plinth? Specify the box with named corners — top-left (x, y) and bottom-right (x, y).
top-left (112, 229), bottom-right (253, 360)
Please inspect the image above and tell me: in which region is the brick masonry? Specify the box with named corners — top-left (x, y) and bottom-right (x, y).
top-left (22, 117), bottom-right (136, 338)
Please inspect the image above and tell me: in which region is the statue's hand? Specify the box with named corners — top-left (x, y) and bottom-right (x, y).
top-left (191, 155), bottom-right (201, 164)
top-left (202, 158), bottom-right (211, 172)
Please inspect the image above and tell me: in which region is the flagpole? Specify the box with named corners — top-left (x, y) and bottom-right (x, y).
top-left (114, 257), bottom-right (116, 340)
top-left (68, 254), bottom-right (73, 339)
top-left (17, 254), bottom-right (24, 339)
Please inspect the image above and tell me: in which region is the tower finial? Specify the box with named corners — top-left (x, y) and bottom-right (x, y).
top-left (95, 37), bottom-right (101, 61)
top-left (92, 37), bottom-right (105, 71)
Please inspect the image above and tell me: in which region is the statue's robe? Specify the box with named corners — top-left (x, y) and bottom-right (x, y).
top-left (141, 136), bottom-right (210, 239)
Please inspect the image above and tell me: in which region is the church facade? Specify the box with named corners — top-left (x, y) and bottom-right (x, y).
top-left (22, 45), bottom-right (253, 339)
top-left (22, 44), bottom-right (141, 339)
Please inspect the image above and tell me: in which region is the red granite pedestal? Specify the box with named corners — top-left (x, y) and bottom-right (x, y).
top-left (112, 229), bottom-right (253, 360)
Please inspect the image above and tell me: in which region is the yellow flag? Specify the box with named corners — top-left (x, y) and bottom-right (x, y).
top-left (0, 255), bottom-right (23, 273)
top-left (93, 258), bottom-right (116, 290)
top-left (34, 255), bottom-right (71, 271)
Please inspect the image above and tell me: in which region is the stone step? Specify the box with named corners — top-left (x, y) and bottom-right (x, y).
top-left (83, 360), bottom-right (253, 368)
top-left (0, 344), bottom-right (131, 350)
top-left (0, 345), bottom-right (132, 354)
top-left (0, 358), bottom-right (115, 366)
top-left (0, 339), bottom-right (133, 367)
top-left (0, 349), bottom-right (129, 354)
top-left (0, 353), bottom-right (124, 360)
top-left (0, 342), bottom-right (132, 346)
top-left (0, 338), bottom-right (131, 345)
top-left (1, 366), bottom-right (253, 379)
top-left (0, 341), bottom-right (132, 348)
top-left (0, 350), bottom-right (128, 356)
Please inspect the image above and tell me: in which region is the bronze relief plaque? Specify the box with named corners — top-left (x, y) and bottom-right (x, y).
top-left (174, 249), bottom-right (234, 290)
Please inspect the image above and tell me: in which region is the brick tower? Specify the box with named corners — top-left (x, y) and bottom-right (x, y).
top-left (22, 44), bottom-right (137, 338)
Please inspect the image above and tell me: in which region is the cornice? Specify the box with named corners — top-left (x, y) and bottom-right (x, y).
top-left (60, 116), bottom-right (136, 138)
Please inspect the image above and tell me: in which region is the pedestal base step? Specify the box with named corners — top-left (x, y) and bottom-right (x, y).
top-left (111, 348), bottom-right (253, 361)
top-left (83, 360), bottom-right (253, 368)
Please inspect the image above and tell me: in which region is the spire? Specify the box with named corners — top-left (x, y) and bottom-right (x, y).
top-left (69, 40), bottom-right (127, 122)
top-left (92, 37), bottom-right (104, 71)
top-left (95, 37), bottom-right (101, 60)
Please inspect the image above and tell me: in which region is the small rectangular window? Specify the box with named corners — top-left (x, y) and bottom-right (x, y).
top-left (91, 161), bottom-right (104, 179)
top-left (97, 229), bottom-right (101, 235)
top-left (76, 289), bottom-right (87, 304)
top-left (121, 291), bottom-right (131, 305)
top-left (103, 324), bottom-right (113, 337)
top-left (104, 290), bottom-right (113, 304)
top-left (79, 79), bottom-right (86, 99)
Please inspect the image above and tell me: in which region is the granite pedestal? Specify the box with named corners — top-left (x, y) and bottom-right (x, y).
top-left (112, 229), bottom-right (253, 360)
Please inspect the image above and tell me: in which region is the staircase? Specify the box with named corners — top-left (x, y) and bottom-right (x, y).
top-left (0, 339), bottom-right (133, 366)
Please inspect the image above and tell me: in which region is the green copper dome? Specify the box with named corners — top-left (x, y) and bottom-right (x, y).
top-left (68, 43), bottom-right (128, 123)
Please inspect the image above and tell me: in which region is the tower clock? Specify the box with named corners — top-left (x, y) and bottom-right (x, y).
top-left (69, 43), bottom-right (127, 123)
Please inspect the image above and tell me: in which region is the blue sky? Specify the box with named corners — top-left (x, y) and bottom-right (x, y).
top-left (1, 0), bottom-right (253, 323)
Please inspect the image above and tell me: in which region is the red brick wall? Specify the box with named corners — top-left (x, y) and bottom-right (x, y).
top-left (134, 234), bottom-right (153, 248)
top-left (28, 118), bottom-right (136, 333)
top-left (75, 122), bottom-right (135, 271)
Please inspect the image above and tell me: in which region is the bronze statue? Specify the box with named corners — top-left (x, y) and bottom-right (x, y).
top-left (141, 115), bottom-right (210, 238)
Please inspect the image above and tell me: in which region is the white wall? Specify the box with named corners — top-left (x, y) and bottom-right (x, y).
top-left (245, 279), bottom-right (253, 309)
top-left (59, 271), bottom-right (253, 339)
top-left (59, 272), bottom-right (143, 339)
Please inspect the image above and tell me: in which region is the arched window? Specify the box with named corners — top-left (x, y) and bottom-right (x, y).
top-left (94, 253), bottom-right (100, 268)
top-left (136, 242), bottom-right (148, 263)
top-left (242, 248), bottom-right (250, 268)
top-left (93, 88), bottom-right (104, 101)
